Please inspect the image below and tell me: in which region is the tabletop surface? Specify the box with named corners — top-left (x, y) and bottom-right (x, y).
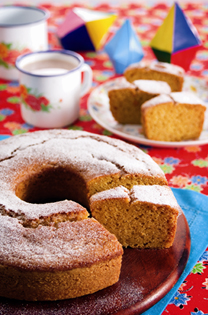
top-left (0, 1), bottom-right (208, 315)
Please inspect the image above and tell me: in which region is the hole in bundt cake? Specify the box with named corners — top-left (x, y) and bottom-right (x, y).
top-left (15, 165), bottom-right (89, 207)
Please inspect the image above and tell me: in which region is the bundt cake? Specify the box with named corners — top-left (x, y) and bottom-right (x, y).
top-left (0, 129), bottom-right (169, 301)
top-left (141, 92), bottom-right (207, 142)
top-left (0, 214), bottom-right (123, 301)
top-left (124, 61), bottom-right (184, 92)
top-left (108, 77), bottom-right (171, 124)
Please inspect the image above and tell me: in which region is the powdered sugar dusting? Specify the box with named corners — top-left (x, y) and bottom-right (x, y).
top-left (90, 186), bottom-right (130, 203)
top-left (149, 61), bottom-right (185, 77)
top-left (0, 129), bottom-right (167, 273)
top-left (0, 130), bottom-right (164, 178)
top-left (125, 60), bottom-right (184, 77)
top-left (142, 94), bottom-right (172, 109)
top-left (141, 92), bottom-right (206, 110)
top-left (131, 185), bottom-right (180, 211)
top-left (0, 130), bottom-right (166, 221)
top-left (91, 185), bottom-right (181, 214)
top-left (124, 60), bottom-right (147, 71)
top-left (0, 215), bottom-right (122, 270)
top-left (108, 76), bottom-right (135, 90)
top-left (133, 79), bottom-right (171, 94)
top-left (170, 91), bottom-right (206, 106)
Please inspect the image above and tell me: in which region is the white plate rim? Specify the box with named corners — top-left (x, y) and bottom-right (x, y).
top-left (87, 76), bottom-right (208, 148)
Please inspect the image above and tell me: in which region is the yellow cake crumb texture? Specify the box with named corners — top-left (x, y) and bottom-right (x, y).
top-left (108, 77), bottom-right (171, 124)
top-left (141, 92), bottom-right (206, 142)
top-left (90, 185), bottom-right (180, 248)
top-left (108, 60), bottom-right (206, 142)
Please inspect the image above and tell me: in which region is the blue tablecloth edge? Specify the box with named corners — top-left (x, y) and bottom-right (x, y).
top-left (143, 188), bottom-right (208, 315)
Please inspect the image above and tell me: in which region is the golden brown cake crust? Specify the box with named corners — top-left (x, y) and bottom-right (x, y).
top-left (108, 77), bottom-right (171, 124)
top-left (0, 214), bottom-right (123, 301)
top-left (0, 129), bottom-right (168, 301)
top-left (124, 61), bottom-right (184, 92)
top-left (0, 256), bottom-right (122, 301)
top-left (0, 216), bottom-right (122, 271)
top-left (90, 185), bottom-right (180, 248)
top-left (141, 92), bottom-right (207, 141)
top-left (0, 129), bottom-right (167, 212)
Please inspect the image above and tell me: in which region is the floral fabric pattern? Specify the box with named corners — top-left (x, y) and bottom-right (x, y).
top-left (20, 84), bottom-right (52, 112)
top-left (0, 42), bottom-right (30, 68)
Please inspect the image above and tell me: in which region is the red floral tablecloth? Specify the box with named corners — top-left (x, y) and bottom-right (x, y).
top-left (0, 2), bottom-right (208, 314)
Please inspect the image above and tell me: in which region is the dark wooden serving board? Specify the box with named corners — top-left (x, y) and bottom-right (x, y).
top-left (0, 212), bottom-right (190, 315)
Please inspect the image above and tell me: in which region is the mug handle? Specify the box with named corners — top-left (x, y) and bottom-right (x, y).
top-left (80, 63), bottom-right (93, 97)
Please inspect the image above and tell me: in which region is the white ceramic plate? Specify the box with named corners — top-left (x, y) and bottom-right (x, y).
top-left (87, 76), bottom-right (208, 148)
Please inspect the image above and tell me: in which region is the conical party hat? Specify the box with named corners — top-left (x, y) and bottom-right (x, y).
top-left (150, 2), bottom-right (202, 70)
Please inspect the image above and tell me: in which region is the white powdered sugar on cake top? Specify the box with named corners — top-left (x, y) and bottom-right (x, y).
top-left (133, 79), bottom-right (171, 94)
top-left (149, 61), bottom-right (185, 77)
top-left (90, 186), bottom-right (130, 203)
top-left (0, 129), bottom-right (164, 178)
top-left (125, 60), bottom-right (147, 70)
top-left (141, 92), bottom-right (206, 110)
top-left (109, 77), bottom-right (135, 90)
top-left (141, 94), bottom-right (172, 109)
top-left (130, 185), bottom-right (181, 210)
top-left (170, 91), bottom-right (205, 105)
top-left (91, 185), bottom-right (181, 213)
top-left (0, 214), bottom-right (120, 270)
top-left (0, 130), bottom-right (166, 220)
top-left (125, 60), bottom-right (184, 77)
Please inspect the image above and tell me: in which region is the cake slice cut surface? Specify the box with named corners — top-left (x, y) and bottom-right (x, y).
top-left (141, 92), bottom-right (206, 142)
top-left (90, 185), bottom-right (180, 248)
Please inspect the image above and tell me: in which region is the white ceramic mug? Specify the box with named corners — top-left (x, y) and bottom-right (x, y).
top-left (0, 5), bottom-right (49, 80)
top-left (16, 50), bottom-right (93, 128)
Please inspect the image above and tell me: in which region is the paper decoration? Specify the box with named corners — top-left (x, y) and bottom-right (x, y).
top-left (150, 2), bottom-right (202, 71)
top-left (104, 19), bottom-right (144, 74)
top-left (57, 7), bottom-right (117, 51)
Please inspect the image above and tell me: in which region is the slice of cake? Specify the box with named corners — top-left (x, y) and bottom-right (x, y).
top-left (108, 77), bottom-right (171, 124)
top-left (141, 92), bottom-right (206, 142)
top-left (90, 185), bottom-right (180, 249)
top-left (124, 61), bottom-right (184, 92)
